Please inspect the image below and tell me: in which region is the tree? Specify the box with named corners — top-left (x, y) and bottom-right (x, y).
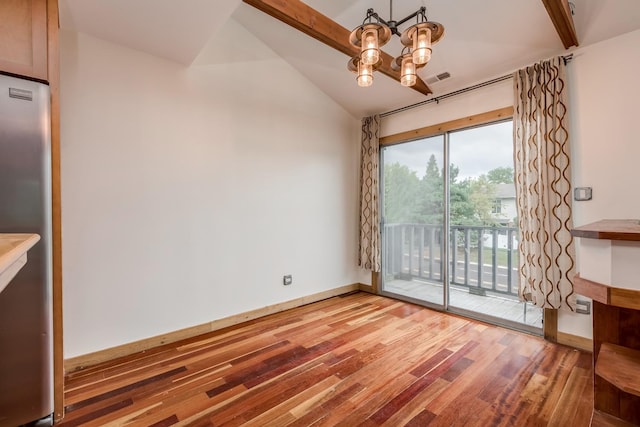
top-left (383, 163), bottom-right (421, 223)
top-left (448, 169), bottom-right (476, 226)
top-left (416, 156), bottom-right (477, 226)
top-left (416, 155), bottom-right (444, 224)
top-left (468, 175), bottom-right (498, 226)
top-left (487, 166), bottom-right (514, 184)
top-left (383, 156), bottom-right (507, 228)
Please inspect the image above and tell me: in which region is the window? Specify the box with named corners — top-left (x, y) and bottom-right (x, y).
top-left (492, 199), bottom-right (502, 214)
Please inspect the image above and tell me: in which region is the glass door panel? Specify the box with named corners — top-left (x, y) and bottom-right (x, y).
top-left (381, 135), bottom-right (445, 307)
top-left (448, 121), bottom-right (542, 329)
top-left (380, 120), bottom-right (542, 334)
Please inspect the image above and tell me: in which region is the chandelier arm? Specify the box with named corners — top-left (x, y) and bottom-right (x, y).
top-left (395, 7), bottom-right (426, 27)
top-left (360, 6), bottom-right (429, 34)
top-left (360, 6), bottom-right (429, 32)
top-left (376, 16), bottom-right (391, 28)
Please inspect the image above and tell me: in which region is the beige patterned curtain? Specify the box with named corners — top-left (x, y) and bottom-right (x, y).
top-left (513, 57), bottom-right (576, 311)
top-left (358, 115), bottom-right (381, 272)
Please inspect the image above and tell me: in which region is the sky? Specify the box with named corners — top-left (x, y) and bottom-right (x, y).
top-left (382, 120), bottom-right (513, 181)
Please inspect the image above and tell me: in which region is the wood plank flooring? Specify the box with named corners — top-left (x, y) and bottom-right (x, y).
top-left (58, 292), bottom-right (593, 426)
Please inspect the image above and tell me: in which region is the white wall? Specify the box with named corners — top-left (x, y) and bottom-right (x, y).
top-left (561, 28), bottom-right (640, 338)
top-left (568, 29), bottom-right (640, 226)
top-left (380, 79), bottom-right (513, 138)
top-left (60, 21), bottom-right (363, 358)
top-left (380, 28), bottom-right (640, 339)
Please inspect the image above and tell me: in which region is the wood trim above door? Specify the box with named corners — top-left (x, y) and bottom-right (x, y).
top-left (380, 106), bottom-right (514, 146)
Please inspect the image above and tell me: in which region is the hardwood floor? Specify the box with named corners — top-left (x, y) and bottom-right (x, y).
top-left (58, 292), bottom-right (593, 426)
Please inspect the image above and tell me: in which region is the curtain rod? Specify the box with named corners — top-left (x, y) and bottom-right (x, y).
top-left (380, 54), bottom-right (573, 118)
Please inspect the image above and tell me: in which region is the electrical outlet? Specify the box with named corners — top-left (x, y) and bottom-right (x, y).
top-left (283, 275), bottom-right (293, 286)
top-left (574, 187), bottom-right (592, 201)
top-left (576, 298), bottom-right (591, 315)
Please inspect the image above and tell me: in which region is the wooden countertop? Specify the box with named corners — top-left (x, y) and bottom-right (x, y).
top-left (0, 233), bottom-right (40, 295)
top-left (574, 273), bottom-right (640, 310)
top-left (571, 219), bottom-right (640, 241)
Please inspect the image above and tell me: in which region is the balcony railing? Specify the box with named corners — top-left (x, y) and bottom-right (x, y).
top-left (383, 223), bottom-right (520, 298)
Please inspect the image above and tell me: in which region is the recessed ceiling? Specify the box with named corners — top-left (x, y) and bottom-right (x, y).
top-left (59, 0), bottom-right (640, 117)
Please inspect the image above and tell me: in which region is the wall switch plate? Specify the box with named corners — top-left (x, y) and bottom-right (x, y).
top-left (574, 187), bottom-right (592, 201)
top-left (283, 275), bottom-right (293, 286)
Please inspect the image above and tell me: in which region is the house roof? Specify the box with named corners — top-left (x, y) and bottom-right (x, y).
top-left (59, 0), bottom-right (640, 117)
top-left (495, 183), bottom-right (516, 199)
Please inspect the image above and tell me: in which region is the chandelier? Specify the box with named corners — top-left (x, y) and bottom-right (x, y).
top-left (347, 1), bottom-right (444, 88)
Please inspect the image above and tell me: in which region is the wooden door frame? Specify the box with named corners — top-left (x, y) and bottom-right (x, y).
top-left (47, 0), bottom-right (64, 421)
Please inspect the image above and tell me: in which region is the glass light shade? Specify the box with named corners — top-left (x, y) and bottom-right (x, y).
top-left (357, 61), bottom-right (373, 87)
top-left (360, 28), bottom-right (380, 66)
top-left (412, 27), bottom-right (432, 65)
top-left (400, 56), bottom-right (417, 87)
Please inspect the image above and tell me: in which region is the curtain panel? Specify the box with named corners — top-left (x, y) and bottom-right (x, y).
top-left (358, 115), bottom-right (381, 272)
top-left (513, 57), bottom-right (576, 311)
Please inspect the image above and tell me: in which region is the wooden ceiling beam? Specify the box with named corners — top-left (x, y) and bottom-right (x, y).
top-left (541, 0), bottom-right (579, 49)
top-left (242, 0), bottom-right (433, 96)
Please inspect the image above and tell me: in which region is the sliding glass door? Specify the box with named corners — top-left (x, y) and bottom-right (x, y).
top-left (381, 135), bottom-right (445, 307)
top-left (381, 120), bottom-right (542, 332)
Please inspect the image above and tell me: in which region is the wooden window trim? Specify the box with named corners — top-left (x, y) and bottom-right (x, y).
top-left (380, 106), bottom-right (514, 147)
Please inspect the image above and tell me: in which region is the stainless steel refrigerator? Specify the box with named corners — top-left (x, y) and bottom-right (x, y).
top-left (0, 74), bottom-right (53, 426)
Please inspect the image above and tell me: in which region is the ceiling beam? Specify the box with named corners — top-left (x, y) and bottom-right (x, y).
top-left (541, 0), bottom-right (579, 49)
top-left (242, 0), bottom-right (433, 96)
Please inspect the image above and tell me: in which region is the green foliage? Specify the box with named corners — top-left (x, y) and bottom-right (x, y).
top-left (383, 163), bottom-right (421, 224)
top-left (468, 175), bottom-right (498, 226)
top-left (487, 166), bottom-right (514, 184)
top-left (384, 157), bottom-right (506, 227)
top-left (416, 155), bottom-right (444, 224)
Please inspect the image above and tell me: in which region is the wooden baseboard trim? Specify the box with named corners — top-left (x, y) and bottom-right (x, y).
top-left (358, 283), bottom-right (375, 293)
top-left (557, 331), bottom-right (593, 352)
top-left (64, 283), bottom-right (360, 373)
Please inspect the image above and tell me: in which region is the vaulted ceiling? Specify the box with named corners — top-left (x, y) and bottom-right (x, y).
top-left (59, 0), bottom-right (640, 117)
